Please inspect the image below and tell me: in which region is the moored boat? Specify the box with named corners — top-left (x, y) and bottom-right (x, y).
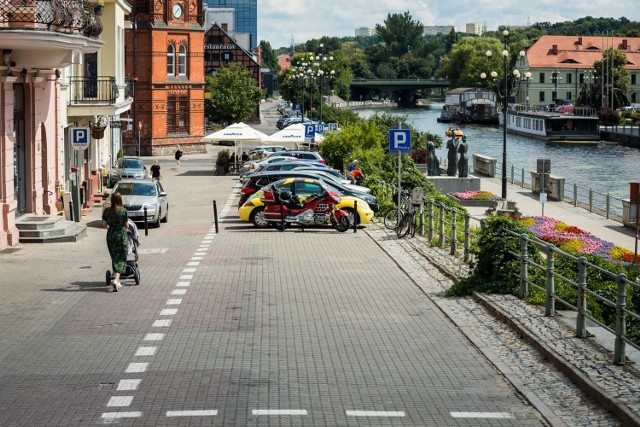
top-left (500, 105), bottom-right (600, 143)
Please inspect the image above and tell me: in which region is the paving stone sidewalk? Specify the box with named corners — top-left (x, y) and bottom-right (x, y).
top-left (366, 220), bottom-right (640, 426)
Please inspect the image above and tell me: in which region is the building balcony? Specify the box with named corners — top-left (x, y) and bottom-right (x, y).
top-left (0, 0), bottom-right (103, 69)
top-left (67, 76), bottom-right (133, 117)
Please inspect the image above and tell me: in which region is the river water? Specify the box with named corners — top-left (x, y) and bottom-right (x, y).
top-left (357, 103), bottom-right (640, 204)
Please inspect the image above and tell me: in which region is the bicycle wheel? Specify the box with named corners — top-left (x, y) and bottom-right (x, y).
top-left (384, 209), bottom-right (402, 230)
top-left (396, 212), bottom-right (411, 238)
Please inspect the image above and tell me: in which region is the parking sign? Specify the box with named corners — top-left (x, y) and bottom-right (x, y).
top-left (389, 129), bottom-right (411, 151)
top-left (305, 124), bottom-right (315, 139)
top-left (71, 127), bottom-right (90, 151)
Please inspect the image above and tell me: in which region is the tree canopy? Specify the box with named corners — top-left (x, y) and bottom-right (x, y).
top-left (204, 64), bottom-right (264, 126)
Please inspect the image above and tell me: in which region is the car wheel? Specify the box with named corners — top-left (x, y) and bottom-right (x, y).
top-left (154, 209), bottom-right (161, 228)
top-left (250, 207), bottom-right (269, 228)
top-left (161, 206), bottom-right (168, 223)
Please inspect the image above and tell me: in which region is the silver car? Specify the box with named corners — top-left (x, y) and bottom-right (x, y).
top-left (111, 179), bottom-right (169, 228)
top-left (109, 157), bottom-right (148, 187)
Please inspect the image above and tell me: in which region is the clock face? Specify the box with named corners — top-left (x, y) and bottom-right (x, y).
top-left (172, 3), bottom-right (183, 18)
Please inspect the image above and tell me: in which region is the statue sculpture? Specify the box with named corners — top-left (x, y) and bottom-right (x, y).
top-left (457, 135), bottom-right (469, 178)
top-left (446, 134), bottom-right (458, 176)
top-left (427, 140), bottom-right (440, 176)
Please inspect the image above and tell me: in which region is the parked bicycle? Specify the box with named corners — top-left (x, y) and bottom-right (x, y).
top-left (384, 191), bottom-right (410, 230)
top-left (396, 200), bottom-right (421, 238)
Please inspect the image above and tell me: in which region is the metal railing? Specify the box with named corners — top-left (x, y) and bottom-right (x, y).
top-left (476, 163), bottom-right (627, 220)
top-left (68, 76), bottom-right (118, 105)
top-left (0, 0), bottom-right (102, 37)
top-left (375, 182), bottom-right (639, 365)
top-left (504, 228), bottom-right (640, 365)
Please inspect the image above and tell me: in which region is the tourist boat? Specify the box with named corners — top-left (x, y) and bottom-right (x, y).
top-left (440, 87), bottom-right (499, 125)
top-left (500, 105), bottom-right (600, 143)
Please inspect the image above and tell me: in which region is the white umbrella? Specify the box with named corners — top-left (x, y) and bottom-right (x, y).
top-left (264, 123), bottom-right (306, 144)
top-left (201, 122), bottom-right (268, 159)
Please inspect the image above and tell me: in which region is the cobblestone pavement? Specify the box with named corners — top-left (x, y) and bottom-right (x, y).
top-left (0, 158), bottom-right (552, 426)
top-left (367, 221), bottom-right (640, 426)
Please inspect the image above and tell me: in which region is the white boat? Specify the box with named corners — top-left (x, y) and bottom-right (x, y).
top-left (500, 105), bottom-right (600, 144)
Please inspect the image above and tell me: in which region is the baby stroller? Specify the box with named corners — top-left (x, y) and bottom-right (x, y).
top-left (105, 219), bottom-right (141, 286)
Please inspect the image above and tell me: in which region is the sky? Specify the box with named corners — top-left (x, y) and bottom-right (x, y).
top-left (257, 0), bottom-right (640, 50)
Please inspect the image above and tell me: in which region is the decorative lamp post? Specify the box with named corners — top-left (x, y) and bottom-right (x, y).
top-left (480, 29), bottom-right (525, 199)
top-left (520, 71), bottom-right (532, 106)
top-left (316, 44), bottom-right (334, 127)
top-left (551, 70), bottom-right (562, 105)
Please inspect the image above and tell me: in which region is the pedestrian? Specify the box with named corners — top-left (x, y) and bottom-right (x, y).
top-left (348, 159), bottom-right (359, 172)
top-left (347, 168), bottom-right (365, 185)
top-left (102, 192), bottom-right (128, 292)
top-left (241, 151), bottom-right (249, 162)
top-left (150, 159), bottom-right (161, 180)
top-left (175, 147), bottom-right (183, 167)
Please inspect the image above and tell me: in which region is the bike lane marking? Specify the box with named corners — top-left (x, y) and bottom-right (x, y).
top-left (99, 185), bottom-right (238, 423)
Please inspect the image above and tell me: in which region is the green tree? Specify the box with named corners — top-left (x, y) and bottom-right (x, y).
top-left (592, 47), bottom-right (630, 110)
top-left (375, 11), bottom-right (424, 57)
top-left (205, 64), bottom-right (264, 126)
top-left (259, 40), bottom-right (279, 73)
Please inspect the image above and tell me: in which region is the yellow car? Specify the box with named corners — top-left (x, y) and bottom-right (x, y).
top-left (239, 177), bottom-right (374, 228)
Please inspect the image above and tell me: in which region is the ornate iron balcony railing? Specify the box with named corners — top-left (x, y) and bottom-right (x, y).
top-left (0, 0), bottom-right (102, 37)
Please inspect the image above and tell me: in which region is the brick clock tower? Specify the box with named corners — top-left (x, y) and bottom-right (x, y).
top-left (124, 0), bottom-right (205, 156)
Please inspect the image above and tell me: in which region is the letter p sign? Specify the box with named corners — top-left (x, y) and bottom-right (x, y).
top-left (389, 129), bottom-right (411, 151)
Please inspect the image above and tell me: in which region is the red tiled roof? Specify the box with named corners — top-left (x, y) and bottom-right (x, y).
top-left (526, 35), bottom-right (640, 70)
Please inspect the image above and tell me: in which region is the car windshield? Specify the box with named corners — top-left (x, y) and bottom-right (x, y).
top-left (123, 159), bottom-right (144, 169)
top-left (114, 182), bottom-right (157, 197)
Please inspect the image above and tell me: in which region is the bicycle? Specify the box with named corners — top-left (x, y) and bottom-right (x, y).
top-left (383, 191), bottom-right (410, 230)
top-left (396, 201), bottom-right (419, 238)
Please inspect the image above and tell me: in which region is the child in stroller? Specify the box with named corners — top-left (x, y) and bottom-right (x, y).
top-left (105, 219), bottom-right (141, 287)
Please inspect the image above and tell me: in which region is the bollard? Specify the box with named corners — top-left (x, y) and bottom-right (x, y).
top-left (213, 200), bottom-right (219, 233)
top-left (573, 183), bottom-right (578, 207)
top-left (521, 168), bottom-right (525, 188)
top-left (144, 207), bottom-right (149, 236)
top-left (69, 201), bottom-right (74, 222)
top-left (589, 188), bottom-right (593, 212)
top-left (606, 193), bottom-right (610, 219)
top-left (353, 200), bottom-right (358, 233)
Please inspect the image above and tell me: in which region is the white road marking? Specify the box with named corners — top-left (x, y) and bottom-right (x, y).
top-left (183, 268), bottom-right (197, 273)
top-left (172, 289), bottom-right (187, 295)
top-left (194, 252), bottom-right (206, 256)
top-left (117, 379), bottom-right (141, 391)
top-left (166, 410), bottom-right (218, 417)
top-left (143, 333), bottom-right (165, 341)
top-left (107, 396), bottom-right (133, 407)
top-left (187, 262), bottom-right (199, 266)
top-left (125, 363), bottom-right (148, 373)
top-left (160, 308), bottom-right (178, 315)
top-left (100, 411), bottom-right (142, 420)
top-left (252, 409), bottom-right (308, 416)
top-left (166, 299), bottom-right (182, 305)
top-left (191, 256), bottom-right (203, 260)
top-left (346, 411), bottom-right (405, 417)
top-left (450, 412), bottom-right (513, 419)
top-left (135, 347), bottom-right (157, 356)
top-left (176, 281), bottom-right (190, 287)
top-left (179, 274), bottom-right (193, 280)
top-left (152, 319), bottom-right (172, 327)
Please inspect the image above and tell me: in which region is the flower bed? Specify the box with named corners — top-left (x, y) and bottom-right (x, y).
top-left (448, 190), bottom-right (501, 207)
top-left (516, 216), bottom-right (639, 264)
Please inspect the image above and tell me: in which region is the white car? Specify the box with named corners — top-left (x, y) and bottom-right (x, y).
top-left (240, 156), bottom-right (298, 180)
top-left (110, 179), bottom-right (169, 228)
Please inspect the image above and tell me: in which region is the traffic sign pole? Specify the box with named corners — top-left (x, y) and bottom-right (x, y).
top-left (389, 123), bottom-right (412, 219)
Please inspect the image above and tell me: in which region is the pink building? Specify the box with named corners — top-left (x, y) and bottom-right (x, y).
top-left (0, 1), bottom-right (103, 248)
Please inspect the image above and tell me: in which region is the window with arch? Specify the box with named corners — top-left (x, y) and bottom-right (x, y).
top-left (178, 44), bottom-right (187, 76)
top-left (167, 44), bottom-right (175, 76)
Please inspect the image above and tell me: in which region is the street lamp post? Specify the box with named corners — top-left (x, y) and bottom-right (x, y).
top-left (552, 70), bottom-right (562, 105)
top-left (316, 44), bottom-right (334, 127)
top-left (521, 72), bottom-right (532, 106)
top-left (480, 29), bottom-right (524, 200)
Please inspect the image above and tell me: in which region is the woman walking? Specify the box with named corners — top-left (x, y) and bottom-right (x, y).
top-left (102, 192), bottom-right (128, 292)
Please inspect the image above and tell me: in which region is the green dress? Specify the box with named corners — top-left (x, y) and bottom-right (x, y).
top-left (103, 207), bottom-right (128, 274)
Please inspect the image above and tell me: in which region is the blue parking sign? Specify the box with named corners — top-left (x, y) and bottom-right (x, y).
top-left (71, 127), bottom-right (90, 151)
top-left (305, 124), bottom-right (315, 139)
top-left (389, 129), bottom-right (411, 151)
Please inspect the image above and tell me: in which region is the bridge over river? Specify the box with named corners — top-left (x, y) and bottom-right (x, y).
top-left (350, 78), bottom-right (450, 106)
